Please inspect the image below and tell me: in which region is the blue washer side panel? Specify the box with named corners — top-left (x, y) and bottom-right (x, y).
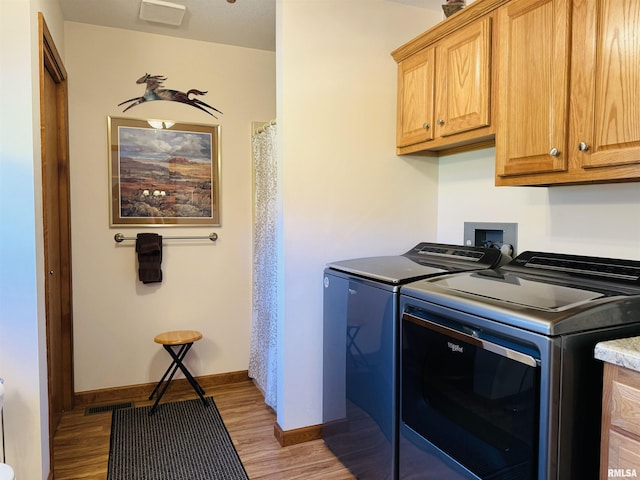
top-left (323, 268), bottom-right (398, 479)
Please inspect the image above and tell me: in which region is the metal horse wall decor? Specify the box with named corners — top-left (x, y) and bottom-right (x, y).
top-left (118, 74), bottom-right (223, 118)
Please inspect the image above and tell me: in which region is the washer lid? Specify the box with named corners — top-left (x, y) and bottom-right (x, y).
top-left (401, 255), bottom-right (640, 335)
top-left (424, 250), bottom-right (640, 312)
top-left (327, 255), bottom-right (448, 284)
top-left (425, 269), bottom-right (607, 311)
top-left (327, 242), bottom-right (505, 285)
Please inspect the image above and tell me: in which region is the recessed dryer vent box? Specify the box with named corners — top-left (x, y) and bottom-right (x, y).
top-left (464, 222), bottom-right (518, 257)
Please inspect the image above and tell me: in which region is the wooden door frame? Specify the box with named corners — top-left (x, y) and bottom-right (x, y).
top-left (38, 11), bottom-right (74, 471)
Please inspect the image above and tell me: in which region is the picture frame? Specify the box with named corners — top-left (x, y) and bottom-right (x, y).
top-left (108, 116), bottom-right (221, 226)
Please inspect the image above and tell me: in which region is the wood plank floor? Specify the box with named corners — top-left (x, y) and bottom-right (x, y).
top-left (52, 380), bottom-right (355, 479)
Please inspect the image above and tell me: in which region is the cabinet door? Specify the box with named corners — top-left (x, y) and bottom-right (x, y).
top-left (495, 0), bottom-right (571, 177)
top-left (435, 17), bottom-right (492, 138)
top-left (575, 0), bottom-right (640, 169)
top-left (396, 46), bottom-right (435, 148)
top-left (608, 431), bottom-right (640, 475)
top-left (609, 363), bottom-right (640, 438)
top-left (601, 365), bottom-right (640, 478)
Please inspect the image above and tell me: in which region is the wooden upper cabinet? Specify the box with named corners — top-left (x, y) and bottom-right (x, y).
top-left (496, 0), bottom-right (640, 185)
top-left (435, 17), bottom-right (492, 139)
top-left (392, 3), bottom-right (500, 155)
top-left (396, 46), bottom-right (435, 148)
top-left (578, 0), bottom-right (640, 170)
top-left (495, 0), bottom-right (571, 177)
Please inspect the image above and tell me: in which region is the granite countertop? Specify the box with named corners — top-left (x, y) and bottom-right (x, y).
top-left (594, 336), bottom-right (640, 373)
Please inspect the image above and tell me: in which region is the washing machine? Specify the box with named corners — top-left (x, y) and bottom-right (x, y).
top-left (322, 242), bottom-right (507, 479)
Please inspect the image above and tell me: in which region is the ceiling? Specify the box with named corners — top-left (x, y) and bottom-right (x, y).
top-left (58, 0), bottom-right (436, 53)
top-left (58, 0), bottom-right (277, 51)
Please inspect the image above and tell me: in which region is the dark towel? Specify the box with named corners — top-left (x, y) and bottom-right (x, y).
top-left (135, 233), bottom-right (163, 284)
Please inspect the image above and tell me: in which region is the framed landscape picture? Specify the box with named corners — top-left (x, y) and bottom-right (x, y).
top-left (108, 116), bottom-right (220, 226)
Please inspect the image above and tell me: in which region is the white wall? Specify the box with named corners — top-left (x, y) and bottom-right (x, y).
top-left (436, 149), bottom-right (640, 260)
top-left (0, 1), bottom-right (65, 478)
top-left (275, 0), bottom-right (639, 433)
top-left (276, 0), bottom-right (442, 430)
top-left (64, 23), bottom-right (275, 391)
top-left (4, 4), bottom-right (637, 477)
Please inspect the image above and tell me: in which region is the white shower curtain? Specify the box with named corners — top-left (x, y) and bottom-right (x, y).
top-left (249, 121), bottom-right (278, 409)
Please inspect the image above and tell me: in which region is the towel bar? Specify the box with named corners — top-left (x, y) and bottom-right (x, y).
top-left (114, 232), bottom-right (218, 243)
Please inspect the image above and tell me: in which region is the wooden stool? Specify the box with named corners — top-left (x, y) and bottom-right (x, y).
top-left (148, 330), bottom-right (207, 415)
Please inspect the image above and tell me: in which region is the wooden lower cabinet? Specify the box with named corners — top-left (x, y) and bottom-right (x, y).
top-left (600, 363), bottom-right (640, 479)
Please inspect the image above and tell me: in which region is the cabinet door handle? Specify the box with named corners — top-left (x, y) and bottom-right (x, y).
top-left (422, 123), bottom-right (430, 130)
top-left (437, 119), bottom-right (445, 126)
top-left (549, 148), bottom-right (560, 157)
top-left (578, 142), bottom-right (589, 152)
